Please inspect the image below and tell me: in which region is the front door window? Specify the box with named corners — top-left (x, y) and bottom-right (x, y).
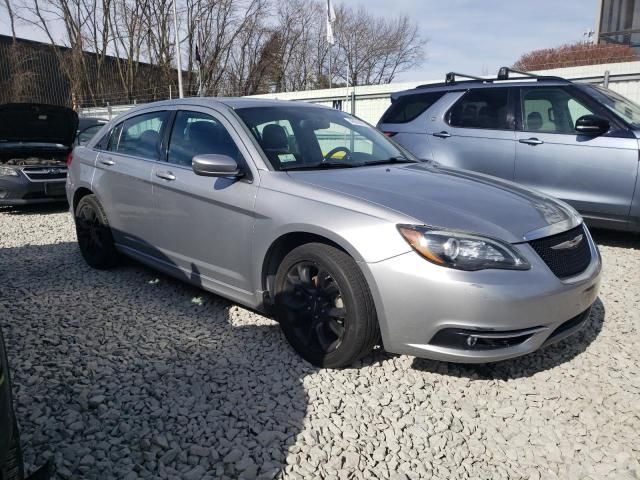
top-left (520, 88), bottom-right (595, 134)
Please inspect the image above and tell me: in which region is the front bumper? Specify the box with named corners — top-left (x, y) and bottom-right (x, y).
top-left (0, 171), bottom-right (67, 206)
top-left (362, 228), bottom-right (601, 363)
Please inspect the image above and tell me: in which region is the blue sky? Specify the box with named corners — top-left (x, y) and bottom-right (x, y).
top-left (352, 0), bottom-right (599, 82)
top-left (1, 0), bottom-right (599, 83)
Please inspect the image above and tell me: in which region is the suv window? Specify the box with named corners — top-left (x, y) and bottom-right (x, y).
top-left (449, 88), bottom-right (511, 130)
top-left (520, 87), bottom-right (595, 134)
top-left (117, 111), bottom-right (168, 160)
top-left (167, 111), bottom-right (240, 167)
top-left (380, 92), bottom-right (446, 123)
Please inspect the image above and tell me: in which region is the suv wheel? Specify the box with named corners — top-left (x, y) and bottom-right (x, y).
top-left (74, 194), bottom-right (119, 269)
top-left (274, 243), bottom-right (379, 368)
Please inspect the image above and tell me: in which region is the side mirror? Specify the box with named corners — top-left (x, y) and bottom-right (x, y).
top-left (192, 154), bottom-right (243, 177)
top-left (575, 115), bottom-right (610, 136)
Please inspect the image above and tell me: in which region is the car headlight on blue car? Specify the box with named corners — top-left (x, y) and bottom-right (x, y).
top-left (0, 166), bottom-right (19, 177)
top-left (397, 225), bottom-right (530, 271)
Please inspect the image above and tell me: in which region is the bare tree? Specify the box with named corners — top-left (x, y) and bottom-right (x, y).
top-left (333, 5), bottom-right (426, 86)
top-left (107, 0), bottom-right (146, 102)
top-left (5, 0), bottom-right (427, 106)
top-left (2, 0), bottom-right (18, 39)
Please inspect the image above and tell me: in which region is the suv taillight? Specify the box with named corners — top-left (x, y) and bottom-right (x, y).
top-left (66, 152), bottom-right (73, 166)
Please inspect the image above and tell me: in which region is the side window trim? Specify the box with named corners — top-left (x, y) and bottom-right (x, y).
top-left (94, 126), bottom-right (113, 151)
top-left (160, 110), bottom-right (177, 163)
top-left (111, 123), bottom-right (123, 152)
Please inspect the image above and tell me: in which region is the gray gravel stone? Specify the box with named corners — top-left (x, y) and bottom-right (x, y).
top-left (2, 208), bottom-right (639, 480)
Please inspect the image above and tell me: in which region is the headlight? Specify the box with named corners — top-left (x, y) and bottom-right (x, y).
top-left (397, 225), bottom-right (530, 271)
top-left (0, 166), bottom-right (19, 177)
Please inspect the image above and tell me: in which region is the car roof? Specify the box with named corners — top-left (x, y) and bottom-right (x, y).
top-left (121, 97), bottom-right (331, 113)
top-left (393, 78), bottom-right (573, 99)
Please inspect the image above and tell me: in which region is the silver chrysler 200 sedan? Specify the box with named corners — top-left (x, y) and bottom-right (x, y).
top-left (66, 98), bottom-right (601, 368)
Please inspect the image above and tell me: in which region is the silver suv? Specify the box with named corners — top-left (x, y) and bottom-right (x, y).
top-left (378, 68), bottom-right (640, 232)
top-left (67, 98), bottom-right (601, 367)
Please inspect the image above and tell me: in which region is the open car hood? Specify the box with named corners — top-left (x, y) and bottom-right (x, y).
top-left (0, 103), bottom-right (79, 146)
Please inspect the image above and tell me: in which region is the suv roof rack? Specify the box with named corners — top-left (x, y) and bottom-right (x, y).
top-left (496, 67), bottom-right (567, 82)
top-left (414, 67), bottom-right (570, 90)
top-left (445, 72), bottom-right (486, 84)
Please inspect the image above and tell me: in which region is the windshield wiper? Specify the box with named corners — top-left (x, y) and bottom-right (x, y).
top-left (362, 156), bottom-right (419, 166)
top-left (281, 161), bottom-right (362, 171)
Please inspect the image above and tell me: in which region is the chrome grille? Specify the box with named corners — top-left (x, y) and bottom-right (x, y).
top-left (21, 166), bottom-right (67, 181)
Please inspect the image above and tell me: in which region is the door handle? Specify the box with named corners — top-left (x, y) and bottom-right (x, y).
top-left (99, 158), bottom-right (115, 166)
top-left (156, 170), bottom-right (176, 181)
top-left (519, 138), bottom-right (544, 145)
top-left (433, 131), bottom-right (451, 138)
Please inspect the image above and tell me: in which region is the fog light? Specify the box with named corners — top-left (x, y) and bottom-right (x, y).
top-left (0, 189), bottom-right (7, 199)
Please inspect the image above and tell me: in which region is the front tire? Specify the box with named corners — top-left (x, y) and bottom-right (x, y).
top-left (274, 243), bottom-right (379, 368)
top-left (74, 194), bottom-right (119, 269)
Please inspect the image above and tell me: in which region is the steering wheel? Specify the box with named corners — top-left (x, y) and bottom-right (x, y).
top-left (324, 146), bottom-right (352, 162)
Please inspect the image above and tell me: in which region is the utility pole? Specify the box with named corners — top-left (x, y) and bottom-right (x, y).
top-left (329, 45), bottom-right (332, 89)
top-left (173, 0), bottom-right (184, 98)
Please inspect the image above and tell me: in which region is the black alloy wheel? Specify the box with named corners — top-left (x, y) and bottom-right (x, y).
top-left (274, 243), bottom-right (379, 368)
top-left (74, 195), bottom-right (119, 269)
top-left (280, 261), bottom-right (347, 354)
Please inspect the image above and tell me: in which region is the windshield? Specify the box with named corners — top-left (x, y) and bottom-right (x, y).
top-left (234, 105), bottom-right (417, 171)
top-left (588, 85), bottom-right (640, 128)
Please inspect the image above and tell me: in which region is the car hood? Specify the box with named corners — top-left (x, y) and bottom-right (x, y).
top-left (289, 163), bottom-right (579, 243)
top-left (0, 103), bottom-right (79, 146)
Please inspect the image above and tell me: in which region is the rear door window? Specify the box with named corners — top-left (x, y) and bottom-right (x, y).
top-left (380, 92), bottom-right (446, 123)
top-left (448, 88), bottom-right (512, 130)
top-left (117, 111), bottom-right (169, 160)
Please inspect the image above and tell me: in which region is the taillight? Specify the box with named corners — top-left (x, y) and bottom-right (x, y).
top-left (66, 151), bottom-right (73, 166)
top-left (383, 131), bottom-right (397, 137)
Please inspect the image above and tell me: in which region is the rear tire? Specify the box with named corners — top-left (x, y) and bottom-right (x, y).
top-left (274, 243), bottom-right (379, 368)
top-left (74, 194), bottom-right (119, 269)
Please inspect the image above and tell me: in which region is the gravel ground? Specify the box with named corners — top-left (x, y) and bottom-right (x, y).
top-left (1, 204), bottom-right (639, 480)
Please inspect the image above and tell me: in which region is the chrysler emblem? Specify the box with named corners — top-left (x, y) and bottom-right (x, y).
top-left (551, 234), bottom-right (584, 250)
